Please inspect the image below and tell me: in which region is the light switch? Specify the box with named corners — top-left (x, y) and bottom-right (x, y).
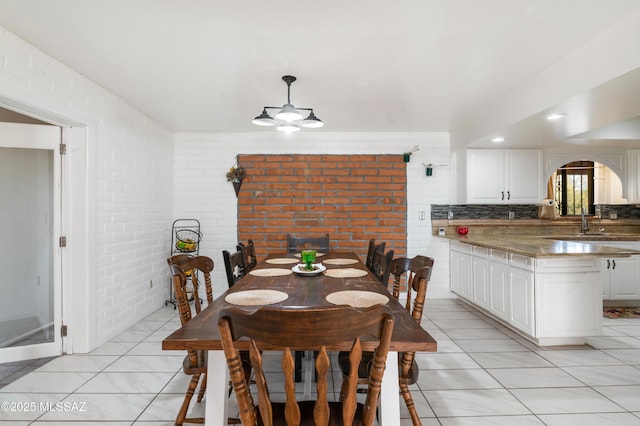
top-left (419, 211), bottom-right (426, 220)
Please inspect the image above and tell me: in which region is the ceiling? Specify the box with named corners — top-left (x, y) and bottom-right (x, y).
top-left (1, 0), bottom-right (639, 148)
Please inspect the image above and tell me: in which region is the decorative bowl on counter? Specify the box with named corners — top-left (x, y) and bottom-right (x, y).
top-left (456, 226), bottom-right (469, 235)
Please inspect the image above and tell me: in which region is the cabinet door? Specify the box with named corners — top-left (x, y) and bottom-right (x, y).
top-left (504, 150), bottom-right (543, 203)
top-left (489, 261), bottom-right (510, 321)
top-left (450, 249), bottom-right (473, 300)
top-left (609, 257), bottom-right (640, 299)
top-left (466, 150), bottom-right (504, 203)
top-left (473, 256), bottom-right (490, 309)
top-left (509, 267), bottom-right (535, 336)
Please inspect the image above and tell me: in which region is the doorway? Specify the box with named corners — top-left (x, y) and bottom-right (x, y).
top-left (0, 122), bottom-right (63, 362)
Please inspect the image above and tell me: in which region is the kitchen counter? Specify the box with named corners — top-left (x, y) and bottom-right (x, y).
top-left (445, 235), bottom-right (640, 258)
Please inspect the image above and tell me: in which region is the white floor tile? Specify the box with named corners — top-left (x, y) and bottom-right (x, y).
top-left (0, 371), bottom-right (95, 393)
top-left (510, 387), bottom-right (625, 414)
top-left (604, 348), bottom-right (640, 364)
top-left (104, 355), bottom-right (183, 373)
top-left (439, 415), bottom-right (545, 425)
top-left (416, 368), bottom-right (502, 390)
top-left (561, 365), bottom-right (640, 386)
top-left (38, 393), bottom-right (157, 421)
top-left (595, 385), bottom-right (640, 411)
top-left (424, 389), bottom-right (529, 417)
top-left (76, 372), bottom-right (175, 393)
top-left (469, 351), bottom-right (553, 368)
top-left (414, 352), bottom-right (481, 369)
top-left (536, 349), bottom-right (625, 366)
top-left (454, 338), bottom-right (528, 353)
top-left (0, 393), bottom-right (68, 421)
top-left (537, 412), bottom-right (640, 425)
top-left (487, 367), bottom-right (584, 388)
top-left (35, 355), bottom-right (118, 372)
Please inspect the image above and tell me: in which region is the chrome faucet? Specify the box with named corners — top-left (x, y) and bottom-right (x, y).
top-left (581, 207), bottom-right (589, 234)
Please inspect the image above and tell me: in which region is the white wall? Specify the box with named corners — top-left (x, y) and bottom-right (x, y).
top-left (173, 131), bottom-right (454, 299)
top-left (0, 26), bottom-right (174, 349)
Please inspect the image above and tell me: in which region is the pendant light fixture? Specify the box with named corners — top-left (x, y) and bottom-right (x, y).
top-left (252, 75), bottom-right (324, 132)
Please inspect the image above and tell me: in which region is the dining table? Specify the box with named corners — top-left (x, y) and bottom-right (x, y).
top-left (162, 250), bottom-right (437, 425)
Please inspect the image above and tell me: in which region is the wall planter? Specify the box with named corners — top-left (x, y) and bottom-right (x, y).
top-left (226, 162), bottom-right (246, 197)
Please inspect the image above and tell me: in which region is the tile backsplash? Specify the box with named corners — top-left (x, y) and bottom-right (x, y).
top-left (431, 204), bottom-right (640, 220)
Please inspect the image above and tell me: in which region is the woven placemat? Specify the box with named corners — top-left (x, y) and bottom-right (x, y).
top-left (249, 268), bottom-right (293, 277)
top-left (225, 289), bottom-right (289, 306)
top-left (324, 268), bottom-right (368, 278)
top-left (326, 290), bottom-right (389, 308)
top-left (323, 258), bottom-right (358, 266)
top-left (266, 258), bottom-right (299, 265)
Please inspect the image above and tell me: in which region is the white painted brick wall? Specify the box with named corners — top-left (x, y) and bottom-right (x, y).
top-left (173, 132), bottom-right (453, 299)
top-left (0, 26), bottom-right (174, 347)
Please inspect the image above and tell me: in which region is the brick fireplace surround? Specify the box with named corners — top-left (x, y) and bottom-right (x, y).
top-left (236, 154), bottom-right (407, 262)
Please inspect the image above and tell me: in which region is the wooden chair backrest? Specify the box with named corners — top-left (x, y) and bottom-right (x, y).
top-left (167, 262), bottom-right (206, 369)
top-left (167, 254), bottom-right (214, 314)
top-left (236, 239), bottom-right (258, 272)
top-left (222, 249), bottom-right (247, 288)
top-left (389, 255), bottom-right (435, 308)
top-left (218, 305), bottom-right (394, 426)
top-left (286, 233), bottom-right (330, 254)
top-left (369, 248), bottom-right (395, 287)
top-left (365, 239), bottom-right (386, 270)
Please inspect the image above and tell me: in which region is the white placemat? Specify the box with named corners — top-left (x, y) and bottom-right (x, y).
top-left (249, 268), bottom-right (293, 277)
top-left (266, 258), bottom-right (299, 265)
top-left (323, 258), bottom-right (358, 265)
top-left (326, 290), bottom-right (389, 308)
top-left (225, 289), bottom-right (289, 306)
top-left (323, 268), bottom-right (368, 278)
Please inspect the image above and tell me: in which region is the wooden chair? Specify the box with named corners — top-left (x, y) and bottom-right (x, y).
top-left (167, 254), bottom-right (214, 314)
top-left (219, 304), bottom-right (394, 426)
top-left (223, 248), bottom-right (248, 288)
top-left (236, 239), bottom-right (257, 272)
top-left (339, 260), bottom-right (434, 426)
top-left (365, 238), bottom-right (386, 270)
top-left (369, 247), bottom-right (394, 287)
top-left (286, 233), bottom-right (330, 254)
top-left (167, 261), bottom-right (209, 426)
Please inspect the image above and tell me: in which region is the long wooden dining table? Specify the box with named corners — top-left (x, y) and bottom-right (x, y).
top-left (162, 250), bottom-right (437, 425)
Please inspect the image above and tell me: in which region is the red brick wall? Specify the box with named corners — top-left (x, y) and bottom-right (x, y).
top-left (236, 154), bottom-right (407, 262)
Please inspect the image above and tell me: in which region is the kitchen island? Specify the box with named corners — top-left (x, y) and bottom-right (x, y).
top-left (447, 234), bottom-right (640, 346)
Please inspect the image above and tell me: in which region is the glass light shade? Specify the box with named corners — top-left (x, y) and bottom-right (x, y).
top-left (252, 109), bottom-right (276, 126)
top-left (275, 104), bottom-right (302, 122)
top-left (300, 111), bottom-right (324, 128)
top-left (277, 123), bottom-right (300, 133)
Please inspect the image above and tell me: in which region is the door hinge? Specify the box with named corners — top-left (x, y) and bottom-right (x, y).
top-left (60, 143), bottom-right (67, 155)
top-left (61, 325), bottom-right (68, 337)
top-left (59, 236), bottom-right (67, 247)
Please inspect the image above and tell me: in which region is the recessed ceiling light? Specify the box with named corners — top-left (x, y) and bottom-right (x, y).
top-left (546, 113), bottom-right (567, 120)
top-left (491, 136), bottom-right (505, 143)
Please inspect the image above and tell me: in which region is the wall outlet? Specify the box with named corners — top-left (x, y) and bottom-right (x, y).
top-left (508, 211), bottom-right (515, 220)
top-left (609, 212), bottom-right (618, 220)
top-left (438, 228), bottom-right (445, 236)
top-left (419, 211), bottom-right (426, 220)
top-left (448, 209), bottom-right (454, 220)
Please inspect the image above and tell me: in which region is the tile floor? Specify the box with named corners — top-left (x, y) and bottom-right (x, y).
top-left (0, 298), bottom-right (639, 425)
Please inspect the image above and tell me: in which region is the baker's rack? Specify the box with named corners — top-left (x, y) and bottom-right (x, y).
top-left (166, 219), bottom-right (202, 309)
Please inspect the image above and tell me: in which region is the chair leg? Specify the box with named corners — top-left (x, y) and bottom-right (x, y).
top-left (176, 373), bottom-right (204, 426)
top-left (197, 372), bottom-right (206, 403)
top-left (400, 382), bottom-right (422, 426)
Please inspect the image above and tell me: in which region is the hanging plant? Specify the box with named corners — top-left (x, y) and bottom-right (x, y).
top-left (226, 161), bottom-right (246, 197)
top-left (226, 165), bottom-right (246, 183)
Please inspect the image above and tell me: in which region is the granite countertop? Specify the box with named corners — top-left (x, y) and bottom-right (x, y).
top-left (447, 235), bottom-right (640, 258)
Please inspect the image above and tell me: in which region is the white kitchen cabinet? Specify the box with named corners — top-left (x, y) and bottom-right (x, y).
top-left (466, 149), bottom-right (543, 203)
top-left (450, 241), bottom-right (605, 346)
top-left (450, 241), bottom-right (473, 301)
top-left (488, 249), bottom-right (510, 321)
top-left (509, 262), bottom-right (535, 336)
top-left (472, 246), bottom-right (490, 310)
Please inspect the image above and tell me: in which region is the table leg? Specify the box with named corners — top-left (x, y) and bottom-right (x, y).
top-left (205, 350), bottom-right (228, 425)
top-left (379, 350), bottom-right (400, 425)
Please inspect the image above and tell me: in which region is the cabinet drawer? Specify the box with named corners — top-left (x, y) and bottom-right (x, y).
top-left (473, 246), bottom-right (489, 257)
top-left (490, 249), bottom-right (509, 264)
top-left (510, 253), bottom-right (535, 271)
top-left (450, 241), bottom-right (473, 253)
